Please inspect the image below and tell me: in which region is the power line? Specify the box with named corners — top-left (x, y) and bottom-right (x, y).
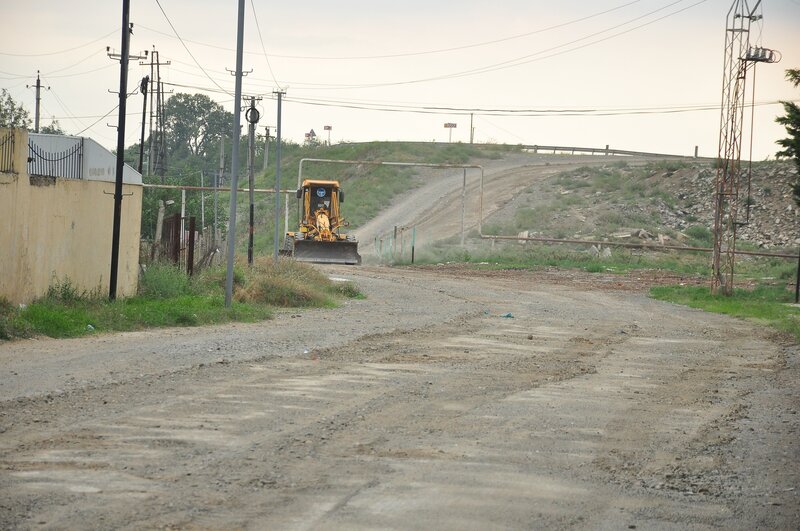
top-left (0, 29), bottom-right (117, 57)
top-left (159, 78), bottom-right (795, 117)
top-left (74, 87), bottom-right (139, 136)
top-left (274, 0), bottom-right (707, 90)
top-left (145, 1), bottom-right (707, 93)
top-left (42, 48), bottom-right (105, 76)
top-left (290, 95), bottom-right (794, 117)
top-left (137, 0), bottom-right (646, 61)
top-left (248, 0), bottom-right (282, 89)
top-left (153, 0), bottom-right (233, 96)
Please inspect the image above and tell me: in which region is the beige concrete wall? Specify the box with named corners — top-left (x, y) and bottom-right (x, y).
top-left (0, 128), bottom-right (142, 304)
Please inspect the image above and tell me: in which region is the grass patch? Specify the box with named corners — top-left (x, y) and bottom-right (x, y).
top-left (409, 243), bottom-right (712, 277)
top-left (3, 259), bottom-right (364, 341)
top-left (650, 284), bottom-right (800, 340)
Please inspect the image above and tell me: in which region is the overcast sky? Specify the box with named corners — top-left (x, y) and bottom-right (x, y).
top-left (2, 0), bottom-right (799, 159)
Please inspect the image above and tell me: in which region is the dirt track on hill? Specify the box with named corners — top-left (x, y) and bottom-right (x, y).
top-left (1, 265), bottom-right (798, 530)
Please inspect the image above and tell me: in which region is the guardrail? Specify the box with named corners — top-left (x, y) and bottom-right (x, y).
top-left (336, 141), bottom-right (716, 161)
top-left (520, 144), bottom-right (713, 160)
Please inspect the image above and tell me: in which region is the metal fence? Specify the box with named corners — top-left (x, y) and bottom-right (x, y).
top-left (0, 130), bottom-right (14, 174)
top-left (27, 137), bottom-right (83, 179)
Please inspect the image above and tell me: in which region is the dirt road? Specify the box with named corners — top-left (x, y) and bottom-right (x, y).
top-left (355, 153), bottom-right (665, 256)
top-left (1, 265), bottom-right (798, 529)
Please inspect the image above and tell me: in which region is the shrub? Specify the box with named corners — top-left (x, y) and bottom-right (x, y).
top-left (139, 264), bottom-right (191, 299)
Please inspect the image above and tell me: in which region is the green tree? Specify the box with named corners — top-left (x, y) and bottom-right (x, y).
top-left (164, 93), bottom-right (233, 160)
top-left (775, 68), bottom-right (800, 205)
top-left (0, 89), bottom-right (31, 129)
top-left (39, 119), bottom-right (65, 135)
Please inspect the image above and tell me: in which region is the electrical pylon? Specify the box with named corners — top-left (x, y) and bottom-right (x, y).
top-left (711, 0), bottom-right (778, 295)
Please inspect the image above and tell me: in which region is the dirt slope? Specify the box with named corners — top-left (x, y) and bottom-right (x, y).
top-left (353, 154), bottom-right (798, 258)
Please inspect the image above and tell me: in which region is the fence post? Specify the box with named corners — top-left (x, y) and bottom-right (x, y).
top-left (411, 226), bottom-right (416, 264)
top-left (187, 216), bottom-right (196, 276)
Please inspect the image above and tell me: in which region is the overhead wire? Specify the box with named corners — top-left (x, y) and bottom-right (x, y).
top-left (137, 0), bottom-right (645, 61)
top-left (141, 0), bottom-right (707, 94)
top-left (42, 48), bottom-right (105, 76)
top-left (75, 87), bottom-right (139, 136)
top-left (0, 29), bottom-right (117, 57)
top-left (46, 85), bottom-right (91, 131)
top-left (153, 0), bottom-right (233, 96)
top-left (204, 0), bottom-right (708, 91)
top-left (248, 0), bottom-right (282, 89)
top-left (281, 0), bottom-right (706, 90)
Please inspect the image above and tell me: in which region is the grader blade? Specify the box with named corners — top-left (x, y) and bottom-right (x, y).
top-left (293, 240), bottom-right (362, 265)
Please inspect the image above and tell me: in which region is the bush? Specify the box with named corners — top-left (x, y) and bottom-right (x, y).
top-left (139, 264), bottom-right (191, 298)
top-left (234, 257), bottom-right (362, 307)
top-left (46, 277), bottom-right (87, 303)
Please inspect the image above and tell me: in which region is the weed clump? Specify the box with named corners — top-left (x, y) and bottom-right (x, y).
top-left (139, 264), bottom-right (192, 298)
top-left (234, 257), bottom-right (362, 307)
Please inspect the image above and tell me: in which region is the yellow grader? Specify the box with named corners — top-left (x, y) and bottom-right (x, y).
top-left (282, 179), bottom-right (361, 265)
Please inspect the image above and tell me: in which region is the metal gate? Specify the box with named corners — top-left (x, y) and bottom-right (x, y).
top-left (27, 137), bottom-right (83, 179)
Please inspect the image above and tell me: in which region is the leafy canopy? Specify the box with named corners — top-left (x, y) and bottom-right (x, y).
top-left (164, 93), bottom-right (233, 159)
top-left (0, 89), bottom-right (31, 129)
top-left (775, 68), bottom-right (800, 204)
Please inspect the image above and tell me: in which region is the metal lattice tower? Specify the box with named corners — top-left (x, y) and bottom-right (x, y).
top-left (712, 0), bottom-right (778, 295)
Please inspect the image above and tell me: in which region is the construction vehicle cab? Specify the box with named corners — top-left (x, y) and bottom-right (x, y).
top-left (282, 179), bottom-right (361, 265)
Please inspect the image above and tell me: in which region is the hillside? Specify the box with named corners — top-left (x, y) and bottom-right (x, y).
top-left (210, 142), bottom-right (798, 260)
top-left (480, 159), bottom-right (799, 250)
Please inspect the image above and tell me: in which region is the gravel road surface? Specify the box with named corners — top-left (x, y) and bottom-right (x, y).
top-left (1, 265), bottom-right (798, 529)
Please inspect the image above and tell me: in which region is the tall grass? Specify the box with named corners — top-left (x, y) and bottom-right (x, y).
top-left (3, 259), bottom-right (363, 340)
top-left (650, 284), bottom-right (800, 340)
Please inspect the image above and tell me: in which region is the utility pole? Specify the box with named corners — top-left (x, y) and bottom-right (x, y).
top-left (711, 0), bottom-right (778, 295)
top-left (108, 4), bottom-right (132, 301)
top-left (137, 75), bottom-right (149, 174)
top-left (106, 26), bottom-right (147, 300)
top-left (245, 96), bottom-right (261, 265)
top-left (225, 0), bottom-right (246, 308)
top-left (200, 170), bottom-right (205, 230)
top-left (272, 90), bottom-right (285, 262)
top-left (469, 113), bottom-right (474, 144)
top-left (263, 126), bottom-right (271, 172)
top-left (26, 71), bottom-right (49, 133)
top-left (139, 48), bottom-right (170, 179)
top-left (215, 137), bottom-right (224, 248)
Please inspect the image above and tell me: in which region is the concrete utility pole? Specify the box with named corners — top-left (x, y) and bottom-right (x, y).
top-left (215, 137), bottom-right (224, 248)
top-left (225, 0), bottom-right (246, 308)
top-left (108, 3), bottom-right (132, 300)
top-left (26, 71), bottom-right (49, 133)
top-left (272, 90), bottom-right (285, 262)
top-left (245, 96), bottom-right (261, 265)
top-left (469, 113), bottom-right (474, 144)
top-left (263, 126), bottom-right (271, 172)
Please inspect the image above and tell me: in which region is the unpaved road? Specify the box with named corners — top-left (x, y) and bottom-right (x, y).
top-left (355, 153), bottom-right (665, 255)
top-left (1, 265), bottom-right (798, 529)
